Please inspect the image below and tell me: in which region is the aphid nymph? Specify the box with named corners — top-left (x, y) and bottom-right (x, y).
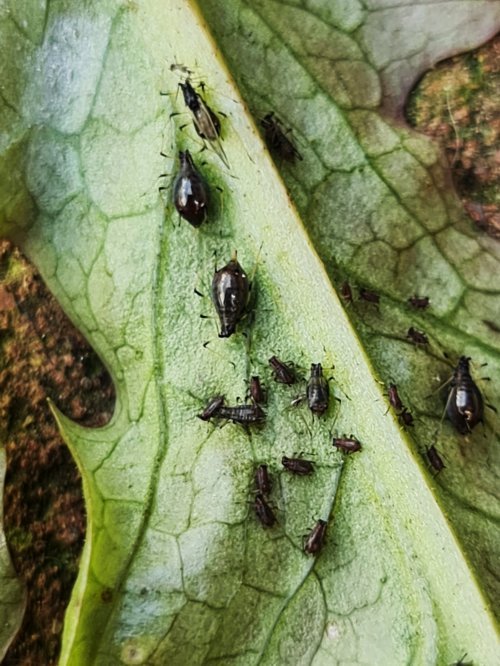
top-left (446, 356), bottom-right (483, 434)
top-left (254, 493), bottom-right (276, 528)
top-left (281, 456), bottom-right (314, 476)
top-left (304, 519), bottom-right (327, 556)
top-left (306, 363), bottom-right (329, 415)
top-left (269, 356), bottom-right (297, 385)
top-left (260, 112), bottom-right (302, 163)
top-left (332, 436), bottom-right (362, 454)
top-left (255, 464), bottom-right (272, 495)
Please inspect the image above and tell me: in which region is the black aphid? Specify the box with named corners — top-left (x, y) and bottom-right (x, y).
top-left (260, 112), bottom-right (302, 163)
top-left (198, 395), bottom-right (224, 421)
top-left (426, 445), bottom-right (445, 473)
top-left (332, 436), bottom-right (362, 454)
top-left (217, 403), bottom-right (266, 425)
top-left (269, 356), bottom-right (297, 385)
top-left (250, 376), bottom-right (266, 405)
top-left (407, 327), bottom-right (429, 346)
top-left (359, 288), bottom-right (380, 304)
top-left (398, 407), bottom-right (414, 427)
top-left (408, 295), bottom-right (430, 309)
top-left (446, 356), bottom-right (483, 434)
top-left (306, 363), bottom-right (329, 415)
top-left (281, 456), bottom-right (314, 476)
top-left (179, 79), bottom-right (221, 140)
top-left (387, 383), bottom-right (403, 411)
top-left (212, 253), bottom-right (250, 338)
top-left (340, 281), bottom-right (353, 304)
top-left (254, 493), bottom-right (276, 528)
top-left (172, 150), bottom-right (209, 227)
top-left (304, 519), bottom-right (327, 556)
top-left (255, 464), bottom-right (272, 496)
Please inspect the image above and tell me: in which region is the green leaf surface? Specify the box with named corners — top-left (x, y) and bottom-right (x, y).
top-left (0, 0), bottom-right (499, 664)
top-left (0, 448), bottom-right (26, 661)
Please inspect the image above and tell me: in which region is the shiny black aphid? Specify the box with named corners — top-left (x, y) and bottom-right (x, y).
top-left (408, 295), bottom-right (430, 309)
top-left (255, 464), bottom-right (272, 496)
top-left (179, 79), bottom-right (221, 140)
top-left (212, 254), bottom-right (250, 338)
top-left (426, 445), bottom-right (445, 473)
top-left (250, 376), bottom-right (266, 405)
top-left (387, 383), bottom-right (403, 411)
top-left (407, 327), bottom-right (429, 346)
top-left (269, 356), bottom-right (297, 385)
top-left (359, 288), bottom-right (379, 304)
top-left (172, 150), bottom-right (209, 227)
top-left (281, 456), bottom-right (314, 476)
top-left (217, 404), bottom-right (266, 425)
top-left (198, 395), bottom-right (224, 421)
top-left (399, 407), bottom-right (414, 427)
top-left (332, 436), bottom-right (362, 454)
top-left (260, 112), bottom-right (302, 163)
top-left (306, 363), bottom-right (329, 415)
top-left (304, 519), bottom-right (327, 556)
top-left (254, 493), bottom-right (276, 528)
top-left (446, 356), bottom-right (484, 434)
top-left (340, 281), bottom-right (353, 304)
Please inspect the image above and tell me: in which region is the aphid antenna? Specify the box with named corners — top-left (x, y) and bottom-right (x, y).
top-left (202, 340), bottom-right (237, 369)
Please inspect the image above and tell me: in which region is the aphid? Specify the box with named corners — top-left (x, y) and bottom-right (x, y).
top-left (399, 407), bottom-right (414, 427)
top-left (426, 445), bottom-right (445, 473)
top-left (359, 288), bottom-right (379, 304)
top-left (340, 281), bottom-right (353, 304)
top-left (483, 319), bottom-right (500, 334)
top-left (212, 253), bottom-right (250, 338)
top-left (407, 327), bottom-right (429, 346)
top-left (172, 150), bottom-right (209, 227)
top-left (387, 383), bottom-right (403, 411)
top-left (254, 493), bottom-right (276, 527)
top-left (408, 295), bottom-right (430, 309)
top-left (306, 363), bottom-right (329, 415)
top-left (446, 356), bottom-right (484, 434)
top-left (179, 79), bottom-right (221, 140)
top-left (332, 436), bottom-right (362, 454)
top-left (304, 519), bottom-right (327, 556)
top-left (217, 403), bottom-right (266, 425)
top-left (198, 395), bottom-right (224, 421)
top-left (249, 376), bottom-right (266, 405)
top-left (260, 112), bottom-right (302, 163)
top-left (281, 456), bottom-right (314, 476)
top-left (255, 464), bottom-right (272, 495)
top-left (268, 356), bottom-right (297, 385)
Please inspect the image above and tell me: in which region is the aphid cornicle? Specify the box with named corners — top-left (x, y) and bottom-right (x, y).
top-left (304, 519), bottom-right (327, 556)
top-left (332, 436), bottom-right (362, 454)
top-left (306, 363), bottom-right (329, 415)
top-left (255, 464), bottom-right (272, 495)
top-left (211, 254), bottom-right (250, 338)
top-left (281, 456), bottom-right (314, 476)
top-left (426, 445), bottom-right (445, 473)
top-left (446, 356), bottom-right (484, 434)
top-left (179, 79), bottom-right (221, 141)
top-left (172, 150), bottom-right (209, 227)
top-left (269, 356), bottom-right (296, 385)
top-left (260, 112), bottom-right (303, 163)
top-left (254, 493), bottom-right (276, 528)
top-left (198, 395), bottom-right (224, 421)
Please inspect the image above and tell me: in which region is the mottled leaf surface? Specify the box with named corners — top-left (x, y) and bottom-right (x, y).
top-left (0, 0), bottom-right (499, 664)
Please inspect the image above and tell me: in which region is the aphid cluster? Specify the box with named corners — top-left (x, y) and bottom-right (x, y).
top-left (162, 64), bottom-right (494, 572)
